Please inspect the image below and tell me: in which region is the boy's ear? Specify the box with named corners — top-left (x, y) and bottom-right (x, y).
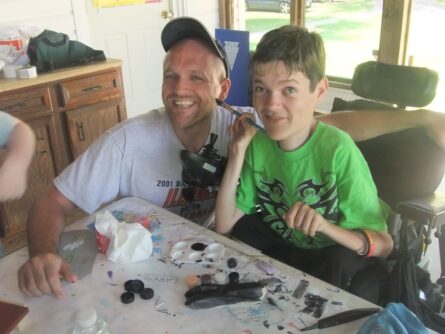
top-left (218, 78), bottom-right (232, 100)
top-left (315, 77), bottom-right (329, 101)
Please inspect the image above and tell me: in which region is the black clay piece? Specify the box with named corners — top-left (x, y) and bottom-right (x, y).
top-left (184, 282), bottom-right (266, 309)
top-left (121, 291), bottom-right (135, 304)
top-left (228, 272), bottom-right (239, 284)
top-left (292, 279), bottom-right (309, 299)
top-left (140, 288), bottom-right (154, 300)
top-left (227, 257), bottom-right (238, 269)
top-left (200, 274), bottom-right (212, 285)
top-left (191, 242), bottom-right (207, 251)
top-left (124, 279), bottom-right (133, 291)
top-left (124, 279), bottom-right (144, 293)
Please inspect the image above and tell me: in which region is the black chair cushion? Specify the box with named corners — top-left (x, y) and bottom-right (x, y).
top-left (332, 97), bottom-right (445, 209)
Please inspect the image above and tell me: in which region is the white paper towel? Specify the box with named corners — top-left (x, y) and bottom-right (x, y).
top-left (95, 210), bottom-right (153, 264)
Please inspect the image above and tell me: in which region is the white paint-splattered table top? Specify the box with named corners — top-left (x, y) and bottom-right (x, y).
top-left (0, 197), bottom-right (381, 334)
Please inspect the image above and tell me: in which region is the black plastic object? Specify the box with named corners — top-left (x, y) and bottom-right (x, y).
top-left (300, 308), bottom-right (381, 331)
top-left (228, 272), bottom-right (240, 285)
top-left (351, 61), bottom-right (438, 108)
top-left (120, 291), bottom-right (135, 304)
top-left (200, 274), bottom-right (213, 285)
top-left (140, 288), bottom-right (154, 300)
top-left (124, 279), bottom-right (144, 293)
top-left (180, 133), bottom-right (227, 188)
top-left (292, 279), bottom-right (309, 299)
top-left (227, 257), bottom-right (238, 269)
top-left (184, 282), bottom-right (265, 309)
top-left (191, 242), bottom-right (207, 251)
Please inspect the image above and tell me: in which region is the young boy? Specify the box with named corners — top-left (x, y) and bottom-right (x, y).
top-left (215, 25), bottom-right (393, 297)
top-left (0, 111), bottom-right (35, 201)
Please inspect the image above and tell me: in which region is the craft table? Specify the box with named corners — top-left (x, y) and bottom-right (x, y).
top-left (0, 197), bottom-right (382, 333)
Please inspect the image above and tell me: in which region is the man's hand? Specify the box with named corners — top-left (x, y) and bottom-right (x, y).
top-left (283, 202), bottom-right (327, 237)
top-left (18, 253), bottom-right (77, 298)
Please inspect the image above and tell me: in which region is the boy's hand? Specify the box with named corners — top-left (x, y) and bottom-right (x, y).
top-left (283, 202), bottom-right (327, 237)
top-left (228, 114), bottom-right (257, 155)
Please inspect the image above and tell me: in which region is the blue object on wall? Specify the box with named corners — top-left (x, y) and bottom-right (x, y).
top-left (215, 28), bottom-right (250, 106)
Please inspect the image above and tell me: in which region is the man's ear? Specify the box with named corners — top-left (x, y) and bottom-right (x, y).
top-left (315, 77), bottom-right (329, 101)
top-left (218, 78), bottom-right (232, 100)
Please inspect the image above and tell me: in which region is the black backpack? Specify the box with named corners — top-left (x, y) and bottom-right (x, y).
top-left (27, 30), bottom-right (106, 73)
top-left (387, 223), bottom-right (445, 333)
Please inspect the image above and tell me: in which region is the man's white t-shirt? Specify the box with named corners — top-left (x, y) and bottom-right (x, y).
top-left (54, 105), bottom-right (256, 225)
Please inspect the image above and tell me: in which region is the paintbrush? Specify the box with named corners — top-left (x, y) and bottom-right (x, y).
top-left (215, 98), bottom-right (264, 131)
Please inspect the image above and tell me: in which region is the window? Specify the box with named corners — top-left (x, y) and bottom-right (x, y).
top-left (227, 0), bottom-right (444, 110)
top-left (234, 1), bottom-right (382, 81)
top-left (407, 1), bottom-right (445, 112)
top-left (238, 0), bottom-right (291, 50)
top-left (306, 0), bottom-right (382, 80)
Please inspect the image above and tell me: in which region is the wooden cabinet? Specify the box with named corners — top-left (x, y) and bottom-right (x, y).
top-left (0, 60), bottom-right (127, 256)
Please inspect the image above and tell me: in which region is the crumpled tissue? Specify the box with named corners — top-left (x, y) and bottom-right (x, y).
top-left (95, 210), bottom-right (153, 264)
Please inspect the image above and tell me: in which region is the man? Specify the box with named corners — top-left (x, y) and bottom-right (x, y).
top-left (18, 16), bottom-right (445, 298)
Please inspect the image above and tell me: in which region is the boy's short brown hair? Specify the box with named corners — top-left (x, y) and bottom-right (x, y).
top-left (251, 25), bottom-right (325, 91)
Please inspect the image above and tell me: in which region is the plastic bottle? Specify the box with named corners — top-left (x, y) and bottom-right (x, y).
top-left (72, 307), bottom-right (111, 334)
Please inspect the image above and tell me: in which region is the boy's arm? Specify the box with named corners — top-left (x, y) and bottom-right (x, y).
top-left (320, 222), bottom-right (393, 258)
top-left (317, 109), bottom-right (445, 150)
top-left (215, 116), bottom-right (256, 235)
top-left (284, 203), bottom-right (393, 258)
top-left (0, 118), bottom-right (36, 201)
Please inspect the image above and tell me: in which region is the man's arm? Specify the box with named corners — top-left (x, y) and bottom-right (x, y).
top-left (0, 119), bottom-right (36, 201)
top-left (317, 109), bottom-right (445, 150)
top-left (18, 186), bottom-right (78, 298)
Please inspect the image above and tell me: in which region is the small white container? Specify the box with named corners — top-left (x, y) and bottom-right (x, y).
top-left (3, 64), bottom-right (20, 78)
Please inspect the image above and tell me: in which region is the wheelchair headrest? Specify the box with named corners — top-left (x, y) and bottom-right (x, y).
top-left (352, 61), bottom-right (439, 108)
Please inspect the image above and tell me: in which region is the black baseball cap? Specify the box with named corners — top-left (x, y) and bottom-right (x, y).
top-left (161, 16), bottom-right (230, 78)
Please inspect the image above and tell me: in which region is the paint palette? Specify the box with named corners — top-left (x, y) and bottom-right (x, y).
top-left (169, 239), bottom-right (225, 264)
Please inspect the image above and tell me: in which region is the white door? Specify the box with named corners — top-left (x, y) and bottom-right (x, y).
top-left (85, 0), bottom-right (172, 118)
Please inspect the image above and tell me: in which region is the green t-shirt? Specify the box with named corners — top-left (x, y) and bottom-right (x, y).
top-left (236, 121), bottom-right (390, 249)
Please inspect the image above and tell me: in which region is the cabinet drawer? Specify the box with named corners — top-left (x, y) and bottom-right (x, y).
top-left (59, 71), bottom-right (122, 109)
top-left (0, 87), bottom-right (53, 119)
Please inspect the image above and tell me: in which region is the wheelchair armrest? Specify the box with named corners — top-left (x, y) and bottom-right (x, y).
top-left (397, 192), bottom-right (445, 230)
top-left (388, 192), bottom-right (445, 262)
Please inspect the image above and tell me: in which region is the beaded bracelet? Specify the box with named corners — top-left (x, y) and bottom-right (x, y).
top-left (362, 229), bottom-right (375, 257)
top-left (356, 230), bottom-right (369, 256)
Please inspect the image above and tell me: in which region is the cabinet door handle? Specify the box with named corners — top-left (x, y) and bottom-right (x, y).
top-left (76, 121), bottom-right (86, 141)
top-left (81, 85), bottom-right (102, 93)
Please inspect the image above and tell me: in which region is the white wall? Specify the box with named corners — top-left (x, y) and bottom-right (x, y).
top-left (0, 0), bottom-right (78, 39)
